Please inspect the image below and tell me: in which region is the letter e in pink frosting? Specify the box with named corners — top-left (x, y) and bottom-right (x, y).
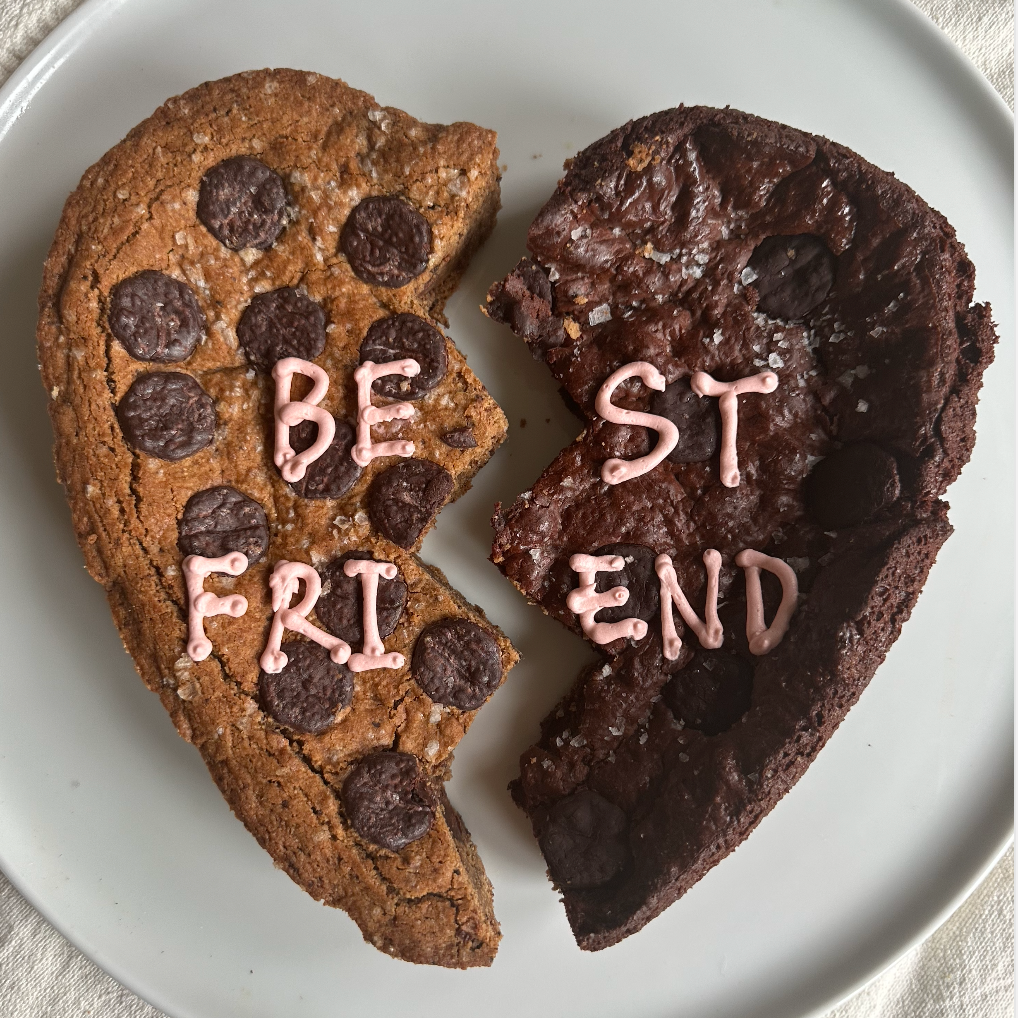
top-left (567, 552), bottom-right (649, 644)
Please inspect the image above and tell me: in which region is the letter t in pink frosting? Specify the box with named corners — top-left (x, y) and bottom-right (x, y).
top-left (690, 370), bottom-right (778, 487)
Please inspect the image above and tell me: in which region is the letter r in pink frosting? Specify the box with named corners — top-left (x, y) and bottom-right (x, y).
top-left (690, 370), bottom-right (778, 488)
top-left (183, 552), bottom-right (249, 663)
top-left (566, 553), bottom-right (649, 645)
top-left (260, 561), bottom-right (351, 674)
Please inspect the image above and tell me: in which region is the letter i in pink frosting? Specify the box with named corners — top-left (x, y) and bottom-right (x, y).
top-left (567, 553), bottom-right (649, 644)
top-left (736, 549), bottom-right (798, 655)
top-left (351, 359), bottom-right (421, 467)
top-left (690, 370), bottom-right (778, 487)
top-left (272, 357), bottom-right (336, 482)
top-left (260, 561), bottom-right (351, 674)
top-left (655, 550), bottom-right (724, 661)
top-left (183, 552), bottom-right (249, 662)
top-left (343, 558), bottom-right (405, 672)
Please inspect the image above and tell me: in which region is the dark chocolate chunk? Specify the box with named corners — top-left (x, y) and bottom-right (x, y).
top-left (411, 618), bottom-right (502, 710)
top-left (108, 271), bottom-right (205, 363)
top-left (661, 650), bottom-right (754, 736)
top-left (317, 551), bottom-right (408, 645)
top-left (746, 234), bottom-right (835, 320)
top-left (805, 442), bottom-right (901, 530)
top-left (116, 371), bottom-right (215, 460)
top-left (237, 287), bottom-right (327, 372)
top-left (539, 790), bottom-right (629, 890)
top-left (286, 416), bottom-right (362, 500)
top-left (441, 427), bottom-right (477, 449)
top-left (591, 543), bottom-right (660, 625)
top-left (340, 196), bottom-right (431, 288)
top-left (258, 641), bottom-right (353, 735)
top-left (341, 751), bottom-right (436, 851)
top-left (367, 459), bottom-right (453, 548)
top-left (197, 156), bottom-right (289, 250)
top-left (359, 314), bottom-right (447, 399)
top-left (649, 377), bottom-right (720, 463)
top-left (177, 485), bottom-right (269, 563)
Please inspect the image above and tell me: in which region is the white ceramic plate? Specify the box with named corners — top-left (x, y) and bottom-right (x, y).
top-left (0, 1), bottom-right (1011, 1016)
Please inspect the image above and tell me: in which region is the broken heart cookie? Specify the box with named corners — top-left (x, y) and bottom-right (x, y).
top-left (38, 69), bottom-right (517, 968)
top-left (486, 106), bottom-right (996, 950)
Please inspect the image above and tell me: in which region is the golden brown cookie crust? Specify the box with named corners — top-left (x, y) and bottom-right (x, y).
top-left (38, 68), bottom-right (515, 968)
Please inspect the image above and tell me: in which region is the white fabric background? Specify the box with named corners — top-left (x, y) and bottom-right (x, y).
top-left (0, 1), bottom-right (1011, 1016)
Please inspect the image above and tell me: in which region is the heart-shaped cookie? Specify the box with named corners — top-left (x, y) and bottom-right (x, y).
top-left (38, 69), bottom-right (517, 968)
top-left (487, 106), bottom-right (996, 950)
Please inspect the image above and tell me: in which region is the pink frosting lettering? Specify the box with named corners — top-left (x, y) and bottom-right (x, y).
top-left (655, 550), bottom-right (724, 661)
top-left (272, 358), bottom-right (336, 483)
top-left (690, 370), bottom-right (778, 488)
top-left (343, 558), bottom-right (406, 672)
top-left (566, 553), bottom-right (649, 644)
top-left (351, 359), bottom-right (421, 467)
top-left (183, 552), bottom-right (249, 663)
top-left (260, 561), bottom-right (351, 674)
top-left (594, 362), bottom-right (679, 485)
top-left (736, 549), bottom-right (799, 655)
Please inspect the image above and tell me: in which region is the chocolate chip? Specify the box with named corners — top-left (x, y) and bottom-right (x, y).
top-left (197, 156), bottom-right (289, 250)
top-left (259, 641), bottom-right (353, 734)
top-left (649, 377), bottom-right (719, 462)
top-left (538, 790), bottom-right (628, 890)
top-left (117, 372), bottom-right (215, 460)
top-left (341, 751), bottom-right (436, 851)
top-left (591, 543), bottom-right (660, 625)
top-left (359, 314), bottom-right (447, 399)
top-left (177, 486), bottom-right (269, 563)
top-left (411, 618), bottom-right (502, 710)
top-left (367, 459), bottom-right (453, 548)
top-left (441, 427), bottom-right (477, 449)
top-left (108, 271), bottom-right (205, 363)
top-left (662, 650), bottom-right (753, 736)
top-left (805, 442), bottom-right (900, 529)
top-left (316, 551), bottom-right (408, 645)
top-left (286, 416), bottom-right (362, 500)
top-left (340, 196), bottom-right (431, 287)
top-left (747, 234), bottom-right (835, 320)
top-left (237, 287), bottom-right (327, 372)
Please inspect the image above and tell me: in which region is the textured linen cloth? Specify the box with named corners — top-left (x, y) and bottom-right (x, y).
top-left (0, 1), bottom-right (1012, 1016)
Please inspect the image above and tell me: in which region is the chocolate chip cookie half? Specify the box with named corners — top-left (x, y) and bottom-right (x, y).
top-left (38, 69), bottom-right (516, 968)
top-left (486, 106), bottom-right (996, 951)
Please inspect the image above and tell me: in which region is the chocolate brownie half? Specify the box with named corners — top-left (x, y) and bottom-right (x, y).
top-left (486, 106), bottom-right (995, 949)
top-left (38, 69), bottom-right (516, 967)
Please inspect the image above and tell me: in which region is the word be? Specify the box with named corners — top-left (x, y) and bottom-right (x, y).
top-left (272, 355), bottom-right (422, 481)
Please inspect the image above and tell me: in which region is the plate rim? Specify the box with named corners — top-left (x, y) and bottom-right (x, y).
top-left (0, 1), bottom-right (1012, 1016)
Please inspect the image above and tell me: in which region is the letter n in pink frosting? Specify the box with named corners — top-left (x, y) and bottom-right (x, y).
top-left (655, 550), bottom-right (724, 661)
